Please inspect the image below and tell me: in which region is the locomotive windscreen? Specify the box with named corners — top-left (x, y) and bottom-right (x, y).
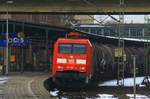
top-left (59, 44), bottom-right (72, 53)
top-left (58, 43), bottom-right (86, 54)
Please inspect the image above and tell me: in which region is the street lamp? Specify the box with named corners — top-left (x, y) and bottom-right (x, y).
top-left (5, 0), bottom-right (14, 75)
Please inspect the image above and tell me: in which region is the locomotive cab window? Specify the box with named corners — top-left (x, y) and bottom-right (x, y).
top-left (58, 44), bottom-right (72, 53)
top-left (58, 43), bottom-right (86, 54)
top-left (72, 44), bottom-right (86, 54)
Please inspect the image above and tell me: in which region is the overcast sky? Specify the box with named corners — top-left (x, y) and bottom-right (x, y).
top-left (94, 15), bottom-right (147, 24)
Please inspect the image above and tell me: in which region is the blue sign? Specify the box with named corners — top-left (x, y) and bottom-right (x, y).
top-left (0, 40), bottom-right (6, 47)
top-left (0, 38), bottom-right (29, 47)
top-left (0, 32), bottom-right (17, 37)
top-left (0, 32), bottom-right (29, 47)
top-left (11, 38), bottom-right (29, 47)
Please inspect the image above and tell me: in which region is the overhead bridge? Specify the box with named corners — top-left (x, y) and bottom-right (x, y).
top-left (0, 0), bottom-right (150, 14)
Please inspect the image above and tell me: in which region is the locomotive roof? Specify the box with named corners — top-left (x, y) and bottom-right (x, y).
top-left (57, 38), bottom-right (91, 45)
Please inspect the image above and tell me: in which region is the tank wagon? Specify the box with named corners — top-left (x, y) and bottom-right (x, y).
top-left (51, 33), bottom-right (146, 84)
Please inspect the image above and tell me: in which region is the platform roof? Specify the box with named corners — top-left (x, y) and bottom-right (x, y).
top-left (0, 20), bottom-right (72, 46)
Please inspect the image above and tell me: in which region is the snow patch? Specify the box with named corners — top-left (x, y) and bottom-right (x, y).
top-left (0, 77), bottom-right (8, 81)
top-left (99, 77), bottom-right (145, 87)
top-left (57, 97), bottom-right (68, 99)
top-left (0, 77), bottom-right (8, 84)
top-left (126, 94), bottom-right (149, 99)
top-left (86, 94), bottom-right (118, 99)
top-left (49, 88), bottom-right (59, 97)
top-left (97, 94), bottom-right (118, 99)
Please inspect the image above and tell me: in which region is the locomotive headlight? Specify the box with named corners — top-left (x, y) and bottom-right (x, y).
top-left (80, 67), bottom-right (86, 72)
top-left (58, 66), bottom-right (64, 69)
top-left (57, 58), bottom-right (67, 63)
top-left (76, 59), bottom-right (86, 64)
top-left (81, 67), bottom-right (85, 70)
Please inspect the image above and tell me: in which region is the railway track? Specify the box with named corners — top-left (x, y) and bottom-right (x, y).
top-left (0, 72), bottom-right (54, 99)
top-left (0, 72), bottom-right (148, 99)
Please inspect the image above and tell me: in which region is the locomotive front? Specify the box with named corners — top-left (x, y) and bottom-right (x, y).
top-left (52, 38), bottom-right (92, 84)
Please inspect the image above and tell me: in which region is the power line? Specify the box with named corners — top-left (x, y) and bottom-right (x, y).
top-left (82, 0), bottom-right (120, 23)
top-left (88, 15), bottom-right (109, 25)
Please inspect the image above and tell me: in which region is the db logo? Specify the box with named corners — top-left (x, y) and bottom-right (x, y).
top-left (68, 59), bottom-right (75, 64)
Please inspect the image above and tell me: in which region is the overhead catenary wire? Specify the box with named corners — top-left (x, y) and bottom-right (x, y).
top-left (82, 0), bottom-right (120, 23)
top-left (88, 15), bottom-right (110, 25)
top-left (72, 0), bottom-right (121, 36)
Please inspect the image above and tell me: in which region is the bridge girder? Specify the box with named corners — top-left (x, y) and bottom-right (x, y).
top-left (0, 0), bottom-right (150, 14)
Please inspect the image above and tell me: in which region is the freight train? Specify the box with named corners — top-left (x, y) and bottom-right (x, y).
top-left (51, 32), bottom-right (147, 84)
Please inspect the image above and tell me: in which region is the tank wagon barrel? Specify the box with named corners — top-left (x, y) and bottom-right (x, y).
top-left (91, 43), bottom-right (145, 79)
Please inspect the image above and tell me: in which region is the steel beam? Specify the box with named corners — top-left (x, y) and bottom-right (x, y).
top-left (0, 0), bottom-right (150, 14)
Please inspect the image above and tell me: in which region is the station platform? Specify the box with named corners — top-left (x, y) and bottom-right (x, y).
top-left (0, 72), bottom-right (54, 99)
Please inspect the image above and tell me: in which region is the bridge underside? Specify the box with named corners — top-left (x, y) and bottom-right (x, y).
top-left (0, 0), bottom-right (150, 14)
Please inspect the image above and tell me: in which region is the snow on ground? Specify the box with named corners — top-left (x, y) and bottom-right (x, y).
top-left (86, 94), bottom-right (118, 99)
top-left (0, 77), bottom-right (8, 84)
top-left (97, 94), bottom-right (118, 99)
top-left (49, 88), bottom-right (59, 97)
top-left (126, 94), bottom-right (149, 99)
top-left (99, 77), bottom-right (146, 87)
top-left (57, 97), bottom-right (68, 99)
top-left (0, 77), bottom-right (8, 80)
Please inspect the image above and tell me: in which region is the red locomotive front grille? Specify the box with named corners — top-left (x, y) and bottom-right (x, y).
top-left (56, 56), bottom-right (86, 72)
top-left (55, 52), bottom-right (87, 72)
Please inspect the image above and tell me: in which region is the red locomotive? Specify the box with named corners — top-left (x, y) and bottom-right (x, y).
top-left (52, 38), bottom-right (92, 83)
